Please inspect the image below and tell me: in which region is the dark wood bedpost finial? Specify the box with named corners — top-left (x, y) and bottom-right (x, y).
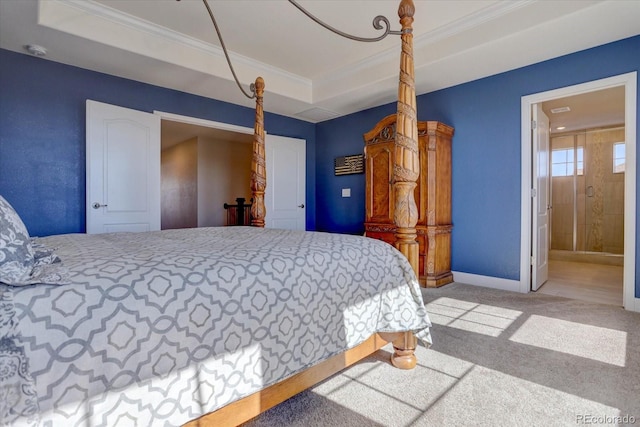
top-left (392, 0), bottom-right (418, 370)
top-left (251, 76), bottom-right (267, 227)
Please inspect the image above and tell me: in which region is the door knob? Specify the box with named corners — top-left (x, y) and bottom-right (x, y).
top-left (92, 202), bottom-right (108, 209)
top-left (298, 204), bottom-right (305, 208)
top-left (586, 186), bottom-right (595, 197)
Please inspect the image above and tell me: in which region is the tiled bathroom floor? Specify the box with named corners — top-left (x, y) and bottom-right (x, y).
top-left (536, 259), bottom-right (623, 306)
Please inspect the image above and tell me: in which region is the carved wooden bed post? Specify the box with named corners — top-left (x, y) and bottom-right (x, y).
top-left (391, 0), bottom-right (419, 370)
top-left (250, 76), bottom-right (266, 227)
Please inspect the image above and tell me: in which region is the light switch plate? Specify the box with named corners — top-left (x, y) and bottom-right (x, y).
top-left (342, 188), bottom-right (351, 197)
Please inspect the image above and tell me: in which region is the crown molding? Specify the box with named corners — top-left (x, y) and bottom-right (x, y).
top-left (38, 0), bottom-right (312, 100)
top-left (313, 0), bottom-right (534, 86)
top-left (416, 0), bottom-right (535, 45)
top-left (26, 0), bottom-right (631, 122)
top-left (39, 0), bottom-right (534, 107)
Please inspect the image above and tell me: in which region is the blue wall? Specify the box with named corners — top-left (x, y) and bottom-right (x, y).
top-left (0, 49), bottom-right (316, 236)
top-left (2, 35), bottom-right (639, 297)
top-left (316, 35), bottom-right (640, 296)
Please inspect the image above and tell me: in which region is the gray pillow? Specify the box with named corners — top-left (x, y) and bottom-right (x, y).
top-left (0, 196), bottom-right (69, 286)
top-left (0, 195), bottom-right (35, 285)
top-left (30, 237), bottom-right (62, 266)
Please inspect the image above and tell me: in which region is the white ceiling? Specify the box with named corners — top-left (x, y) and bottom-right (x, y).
top-left (161, 119), bottom-right (253, 149)
top-left (1, 0), bottom-right (638, 123)
top-left (543, 86), bottom-right (626, 135)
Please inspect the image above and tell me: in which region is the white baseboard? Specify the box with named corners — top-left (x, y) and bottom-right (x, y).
top-left (451, 271), bottom-right (521, 293)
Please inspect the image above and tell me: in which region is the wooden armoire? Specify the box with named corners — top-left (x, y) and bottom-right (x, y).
top-left (363, 114), bottom-right (454, 287)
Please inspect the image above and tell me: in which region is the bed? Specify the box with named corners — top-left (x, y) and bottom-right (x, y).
top-left (1, 1), bottom-right (427, 425)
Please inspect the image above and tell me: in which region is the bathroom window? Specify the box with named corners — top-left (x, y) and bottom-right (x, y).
top-left (613, 142), bottom-right (625, 173)
top-left (552, 147), bottom-right (584, 177)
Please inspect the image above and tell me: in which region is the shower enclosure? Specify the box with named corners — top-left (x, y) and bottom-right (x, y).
top-left (550, 127), bottom-right (625, 258)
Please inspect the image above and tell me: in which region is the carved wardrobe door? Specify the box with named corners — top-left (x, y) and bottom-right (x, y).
top-left (363, 115), bottom-right (397, 246)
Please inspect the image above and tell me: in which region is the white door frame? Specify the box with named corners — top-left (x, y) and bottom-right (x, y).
top-left (154, 111), bottom-right (255, 137)
top-left (520, 72), bottom-right (638, 311)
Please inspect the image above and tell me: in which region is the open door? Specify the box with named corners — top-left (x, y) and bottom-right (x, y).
top-left (86, 100), bottom-right (161, 234)
top-left (531, 104), bottom-right (550, 290)
top-left (265, 134), bottom-right (306, 230)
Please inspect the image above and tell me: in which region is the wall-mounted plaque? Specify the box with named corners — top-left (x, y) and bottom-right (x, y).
top-left (334, 154), bottom-right (364, 176)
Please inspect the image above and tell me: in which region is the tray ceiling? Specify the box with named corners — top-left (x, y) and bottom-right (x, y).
top-left (1, 0), bottom-right (638, 122)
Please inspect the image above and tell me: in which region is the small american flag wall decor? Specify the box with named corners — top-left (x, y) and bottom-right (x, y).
top-left (334, 154), bottom-right (364, 175)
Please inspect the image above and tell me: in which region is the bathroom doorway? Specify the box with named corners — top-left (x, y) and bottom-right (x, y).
top-left (538, 87), bottom-right (625, 306)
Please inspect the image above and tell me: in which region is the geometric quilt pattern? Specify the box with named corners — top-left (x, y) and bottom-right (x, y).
top-left (2, 227), bottom-right (432, 426)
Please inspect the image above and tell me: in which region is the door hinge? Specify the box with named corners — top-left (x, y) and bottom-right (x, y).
top-left (532, 120), bottom-right (537, 130)
top-left (530, 256), bottom-right (535, 266)
top-left (531, 188), bottom-right (537, 197)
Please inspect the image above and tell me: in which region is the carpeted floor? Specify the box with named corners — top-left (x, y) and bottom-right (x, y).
top-left (244, 282), bottom-right (640, 426)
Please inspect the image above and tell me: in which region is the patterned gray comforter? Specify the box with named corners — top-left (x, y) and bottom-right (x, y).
top-left (1, 227), bottom-right (432, 426)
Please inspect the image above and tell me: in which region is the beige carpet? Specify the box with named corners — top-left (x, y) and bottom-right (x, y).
top-left (245, 282), bottom-right (640, 426)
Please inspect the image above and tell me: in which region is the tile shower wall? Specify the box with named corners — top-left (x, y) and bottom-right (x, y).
top-left (550, 127), bottom-right (625, 254)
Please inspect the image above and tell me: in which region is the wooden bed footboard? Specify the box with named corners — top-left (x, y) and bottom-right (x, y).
top-left (183, 332), bottom-right (412, 427)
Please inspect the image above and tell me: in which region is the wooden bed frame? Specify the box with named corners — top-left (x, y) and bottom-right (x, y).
top-left (186, 1), bottom-right (421, 425)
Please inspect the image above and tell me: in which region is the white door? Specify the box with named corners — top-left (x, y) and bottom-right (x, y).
top-left (265, 134), bottom-right (306, 230)
top-left (86, 100), bottom-right (161, 234)
top-left (531, 104), bottom-right (550, 290)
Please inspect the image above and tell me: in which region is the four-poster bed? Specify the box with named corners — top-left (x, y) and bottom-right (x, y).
top-left (0, 1), bottom-right (429, 426)
top-left (189, 1), bottom-right (423, 424)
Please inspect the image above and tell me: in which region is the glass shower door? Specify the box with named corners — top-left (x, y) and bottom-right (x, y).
top-left (550, 128), bottom-right (625, 255)
top-left (584, 128), bottom-right (626, 254)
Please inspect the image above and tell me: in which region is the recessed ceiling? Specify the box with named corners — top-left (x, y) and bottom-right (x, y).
top-left (543, 86), bottom-right (625, 134)
top-left (1, 0), bottom-right (638, 122)
top-left (161, 120), bottom-right (253, 149)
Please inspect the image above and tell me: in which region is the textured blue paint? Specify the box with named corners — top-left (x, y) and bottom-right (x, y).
top-left (316, 36), bottom-right (640, 298)
top-left (315, 104), bottom-right (396, 235)
top-left (0, 49), bottom-right (316, 235)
